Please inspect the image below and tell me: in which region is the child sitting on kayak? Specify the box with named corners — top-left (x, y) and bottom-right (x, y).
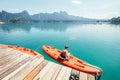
top-left (59, 45), bottom-right (70, 61)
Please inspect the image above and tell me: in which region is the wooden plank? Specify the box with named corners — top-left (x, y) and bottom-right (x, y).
top-left (0, 44), bottom-right (5, 47)
top-left (0, 49), bottom-right (14, 58)
top-left (41, 63), bottom-right (60, 80)
top-left (0, 44), bottom-right (7, 50)
top-left (0, 54), bottom-right (22, 69)
top-left (51, 65), bottom-right (62, 80)
top-left (0, 52), bottom-right (15, 59)
top-left (0, 52), bottom-right (21, 67)
top-left (0, 54), bottom-right (29, 74)
top-left (6, 48), bottom-right (15, 53)
top-left (10, 58), bottom-right (44, 80)
top-left (0, 51), bottom-right (19, 62)
top-left (0, 48), bottom-right (23, 59)
top-left (33, 62), bottom-right (54, 80)
top-left (55, 66), bottom-right (68, 80)
top-left (0, 56), bottom-right (31, 80)
top-left (0, 51), bottom-right (10, 58)
top-left (56, 66), bottom-right (72, 80)
top-left (23, 60), bottom-right (48, 80)
top-left (79, 72), bottom-right (88, 80)
top-left (87, 74), bottom-right (95, 80)
top-left (2, 61), bottom-right (30, 80)
top-left (0, 52), bottom-right (23, 70)
top-left (61, 67), bottom-right (72, 80)
top-left (71, 69), bottom-right (80, 75)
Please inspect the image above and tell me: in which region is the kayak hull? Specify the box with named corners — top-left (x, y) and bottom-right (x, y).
top-left (7, 45), bottom-right (43, 58)
top-left (42, 45), bottom-right (102, 75)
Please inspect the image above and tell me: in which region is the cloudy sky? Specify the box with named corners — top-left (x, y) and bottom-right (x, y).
top-left (0, 0), bottom-right (120, 19)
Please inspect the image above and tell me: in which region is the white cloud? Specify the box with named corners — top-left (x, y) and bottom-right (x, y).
top-left (72, 0), bottom-right (81, 4)
top-left (5, 8), bottom-right (22, 13)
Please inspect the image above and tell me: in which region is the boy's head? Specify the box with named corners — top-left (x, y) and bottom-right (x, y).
top-left (65, 45), bottom-right (69, 49)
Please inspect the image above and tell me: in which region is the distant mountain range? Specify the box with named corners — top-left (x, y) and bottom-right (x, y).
top-left (0, 10), bottom-right (99, 23)
top-left (0, 10), bottom-right (112, 23)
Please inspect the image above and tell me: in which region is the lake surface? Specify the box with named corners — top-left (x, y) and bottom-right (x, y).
top-left (0, 23), bottom-right (120, 80)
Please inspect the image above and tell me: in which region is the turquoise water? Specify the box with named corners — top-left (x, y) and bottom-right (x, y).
top-left (0, 23), bottom-right (120, 80)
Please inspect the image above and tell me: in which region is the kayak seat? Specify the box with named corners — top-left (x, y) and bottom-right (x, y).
top-left (59, 55), bottom-right (66, 60)
top-left (59, 54), bottom-right (69, 61)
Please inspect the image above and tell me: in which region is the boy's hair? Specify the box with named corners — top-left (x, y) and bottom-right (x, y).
top-left (65, 45), bottom-right (69, 49)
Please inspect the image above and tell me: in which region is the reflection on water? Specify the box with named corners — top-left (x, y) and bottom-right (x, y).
top-left (0, 23), bottom-right (120, 33)
top-left (0, 23), bottom-right (31, 33)
top-left (0, 23), bottom-right (98, 33)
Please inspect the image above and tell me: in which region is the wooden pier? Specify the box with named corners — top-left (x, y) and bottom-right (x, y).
top-left (0, 44), bottom-right (95, 80)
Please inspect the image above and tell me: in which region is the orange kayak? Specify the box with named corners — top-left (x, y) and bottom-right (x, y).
top-left (42, 45), bottom-right (102, 76)
top-left (7, 45), bottom-right (43, 58)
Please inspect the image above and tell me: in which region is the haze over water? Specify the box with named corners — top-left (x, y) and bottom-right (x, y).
top-left (0, 23), bottom-right (120, 80)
